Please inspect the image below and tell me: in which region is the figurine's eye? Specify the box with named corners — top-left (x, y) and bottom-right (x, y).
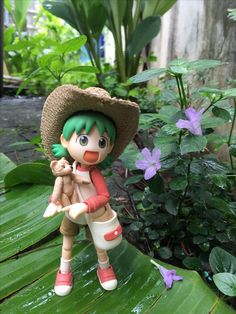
top-left (98, 137), bottom-right (107, 148)
top-left (78, 135), bottom-right (88, 146)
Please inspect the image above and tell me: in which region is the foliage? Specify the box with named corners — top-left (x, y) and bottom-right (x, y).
top-left (0, 154), bottom-right (234, 313)
top-left (118, 59), bottom-right (236, 308)
top-left (42, 0), bottom-right (176, 83)
top-left (227, 8), bottom-right (236, 21)
top-left (210, 247), bottom-right (236, 297)
top-left (4, 6), bottom-right (98, 95)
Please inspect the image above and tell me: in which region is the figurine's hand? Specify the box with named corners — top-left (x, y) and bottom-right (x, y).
top-left (59, 203), bottom-right (88, 220)
top-left (43, 202), bottom-right (62, 218)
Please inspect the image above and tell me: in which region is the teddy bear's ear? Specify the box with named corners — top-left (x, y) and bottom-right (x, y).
top-left (50, 160), bottom-right (58, 170)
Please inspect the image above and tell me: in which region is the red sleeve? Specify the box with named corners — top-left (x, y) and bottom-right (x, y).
top-left (83, 168), bottom-right (110, 213)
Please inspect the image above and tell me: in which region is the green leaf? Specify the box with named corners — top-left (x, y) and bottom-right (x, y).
top-left (210, 174), bottom-right (227, 189)
top-left (161, 124), bottom-right (180, 135)
top-left (4, 0), bottom-right (12, 14)
top-left (183, 257), bottom-right (202, 271)
top-left (213, 273), bottom-right (236, 297)
top-left (157, 246), bottom-right (172, 259)
top-left (201, 115), bottom-right (226, 128)
top-left (169, 177), bottom-right (187, 191)
top-left (87, 2), bottom-right (107, 38)
top-left (156, 105), bottom-right (180, 123)
top-left (38, 53), bottom-right (58, 68)
top-left (16, 68), bottom-right (41, 95)
top-left (57, 35), bottom-right (87, 54)
top-left (64, 65), bottom-right (98, 74)
top-left (209, 247), bottom-right (236, 274)
top-left (180, 135), bottom-right (207, 154)
top-left (129, 68), bottom-right (166, 83)
top-left (119, 143), bottom-right (140, 171)
top-left (4, 163), bottom-right (54, 187)
top-left (128, 16), bottom-right (161, 56)
top-left (0, 184), bottom-right (61, 262)
top-left (212, 107), bottom-right (231, 121)
top-left (222, 88), bottom-right (236, 99)
top-left (149, 174), bottom-right (164, 194)
top-left (43, 0), bottom-right (80, 32)
top-left (0, 153), bottom-right (16, 181)
top-left (124, 175), bottom-right (143, 186)
top-left (0, 240), bottom-right (234, 313)
top-left (188, 60), bottom-right (222, 71)
top-left (139, 113), bottom-right (160, 130)
top-left (14, 0), bottom-right (32, 33)
top-left (143, 0), bottom-right (177, 17)
top-left (168, 59), bottom-right (188, 74)
top-left (165, 197), bottom-right (178, 215)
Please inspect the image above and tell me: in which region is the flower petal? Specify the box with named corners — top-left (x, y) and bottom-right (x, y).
top-left (185, 107), bottom-right (198, 121)
top-left (144, 166), bottom-right (157, 180)
top-left (141, 148), bottom-right (152, 161)
top-left (152, 148), bottom-right (161, 161)
top-left (136, 159), bottom-right (150, 170)
top-left (172, 275), bottom-right (183, 281)
top-left (176, 119), bottom-right (192, 130)
top-left (164, 276), bottom-right (173, 289)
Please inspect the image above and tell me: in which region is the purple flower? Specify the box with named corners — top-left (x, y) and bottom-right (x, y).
top-left (135, 148), bottom-right (161, 180)
top-left (176, 107), bottom-right (204, 135)
top-left (151, 260), bottom-right (183, 289)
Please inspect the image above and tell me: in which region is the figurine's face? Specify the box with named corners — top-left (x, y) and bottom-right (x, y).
top-left (61, 125), bottom-right (113, 166)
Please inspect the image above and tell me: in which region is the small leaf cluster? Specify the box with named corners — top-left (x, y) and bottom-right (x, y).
top-left (120, 59), bottom-right (236, 276)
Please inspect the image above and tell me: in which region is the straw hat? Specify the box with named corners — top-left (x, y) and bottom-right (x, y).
top-left (40, 85), bottom-right (140, 161)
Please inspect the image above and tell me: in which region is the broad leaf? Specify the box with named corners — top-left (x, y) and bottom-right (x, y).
top-left (209, 247), bottom-right (236, 274)
top-left (128, 16), bottom-right (161, 56)
top-left (124, 175), bottom-right (143, 186)
top-left (180, 135), bottom-right (207, 155)
top-left (4, 163), bottom-right (54, 187)
top-left (129, 68), bottom-right (166, 83)
top-left (169, 177), bottom-right (187, 191)
top-left (57, 36), bottom-right (87, 54)
top-left (0, 154), bottom-right (234, 313)
top-left (212, 107), bottom-right (231, 121)
top-left (14, 0), bottom-right (32, 33)
top-left (143, 0), bottom-right (177, 18)
top-left (119, 143), bottom-right (140, 170)
top-left (0, 153), bottom-right (16, 181)
top-left (213, 273), bottom-right (236, 297)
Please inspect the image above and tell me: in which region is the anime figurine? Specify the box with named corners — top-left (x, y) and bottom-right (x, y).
top-left (40, 85), bottom-right (139, 296)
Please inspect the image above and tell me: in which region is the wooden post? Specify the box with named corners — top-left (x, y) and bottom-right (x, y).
top-left (0, 0), bottom-right (3, 97)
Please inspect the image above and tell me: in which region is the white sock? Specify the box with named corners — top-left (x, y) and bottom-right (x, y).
top-left (98, 258), bottom-right (110, 269)
top-left (60, 257), bottom-right (71, 274)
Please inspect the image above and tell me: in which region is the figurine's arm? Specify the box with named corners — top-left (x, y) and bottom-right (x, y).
top-left (83, 168), bottom-right (110, 213)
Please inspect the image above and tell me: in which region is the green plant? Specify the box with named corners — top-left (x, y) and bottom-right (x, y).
top-left (4, 5), bottom-right (98, 95)
top-left (209, 247), bottom-right (236, 298)
top-left (118, 60), bottom-right (236, 301)
top-left (42, 0), bottom-right (176, 84)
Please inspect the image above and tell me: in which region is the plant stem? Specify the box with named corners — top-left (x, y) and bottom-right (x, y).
top-left (177, 159), bottom-right (191, 212)
top-left (175, 75), bottom-right (184, 110)
top-left (178, 75), bottom-right (187, 108)
top-left (227, 98), bottom-right (236, 177)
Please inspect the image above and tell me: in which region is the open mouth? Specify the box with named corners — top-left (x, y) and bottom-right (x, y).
top-left (83, 151), bottom-right (99, 163)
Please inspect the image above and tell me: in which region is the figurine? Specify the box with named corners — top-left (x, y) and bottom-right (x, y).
top-left (40, 85), bottom-right (139, 296)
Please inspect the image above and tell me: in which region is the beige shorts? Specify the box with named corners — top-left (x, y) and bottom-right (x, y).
top-left (60, 215), bottom-right (92, 240)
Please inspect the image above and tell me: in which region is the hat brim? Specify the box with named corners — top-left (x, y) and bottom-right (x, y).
top-left (40, 85), bottom-right (140, 161)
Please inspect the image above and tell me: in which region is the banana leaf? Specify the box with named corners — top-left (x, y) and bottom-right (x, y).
top-left (0, 154), bottom-right (234, 313)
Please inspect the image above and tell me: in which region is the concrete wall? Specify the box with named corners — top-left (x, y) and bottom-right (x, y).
top-left (151, 0), bottom-right (236, 85)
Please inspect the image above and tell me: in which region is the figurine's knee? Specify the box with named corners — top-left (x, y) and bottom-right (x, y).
top-left (62, 235), bottom-right (74, 260)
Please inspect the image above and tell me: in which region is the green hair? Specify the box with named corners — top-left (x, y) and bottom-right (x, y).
top-left (52, 111), bottom-right (116, 168)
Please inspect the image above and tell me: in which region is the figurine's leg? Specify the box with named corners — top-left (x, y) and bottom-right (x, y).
top-left (95, 246), bottom-right (117, 291)
top-left (54, 215), bottom-right (80, 297)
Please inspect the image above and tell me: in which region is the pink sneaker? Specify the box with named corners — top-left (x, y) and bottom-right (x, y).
top-left (54, 269), bottom-right (73, 296)
top-left (97, 265), bottom-right (118, 291)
